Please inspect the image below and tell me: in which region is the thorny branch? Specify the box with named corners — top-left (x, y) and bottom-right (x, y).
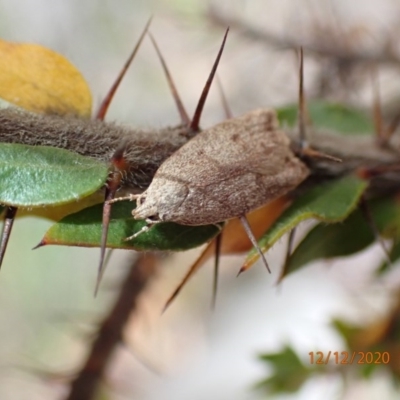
top-left (4, 13), bottom-right (400, 398)
top-left (288, 128), bottom-right (400, 196)
top-left (65, 253), bottom-right (158, 400)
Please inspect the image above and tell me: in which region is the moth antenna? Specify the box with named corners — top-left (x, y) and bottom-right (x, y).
top-left (0, 206), bottom-right (17, 269)
top-left (95, 143), bottom-right (129, 296)
top-left (190, 27), bottom-right (229, 132)
top-left (371, 67), bottom-right (385, 146)
top-left (277, 228), bottom-right (296, 283)
top-left (298, 47), bottom-right (308, 148)
top-left (238, 216), bottom-right (271, 274)
top-left (216, 75), bottom-right (233, 119)
top-left (359, 197), bottom-right (392, 267)
top-left (148, 32), bottom-right (190, 125)
top-left (95, 17), bottom-right (152, 121)
top-left (211, 232), bottom-right (222, 309)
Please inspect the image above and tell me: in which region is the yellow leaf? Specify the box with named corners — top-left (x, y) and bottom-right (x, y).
top-left (0, 39), bottom-right (92, 116)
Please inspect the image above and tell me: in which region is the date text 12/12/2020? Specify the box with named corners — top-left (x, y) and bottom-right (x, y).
top-left (309, 351), bottom-right (390, 365)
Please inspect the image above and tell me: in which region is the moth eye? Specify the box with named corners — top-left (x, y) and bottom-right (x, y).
top-left (137, 195), bottom-right (146, 206)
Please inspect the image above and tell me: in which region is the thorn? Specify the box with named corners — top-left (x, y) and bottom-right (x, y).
top-left (190, 27), bottom-right (229, 132)
top-left (94, 17), bottom-right (152, 121)
top-left (298, 47), bottom-right (308, 148)
top-left (216, 75), bottom-right (233, 119)
top-left (385, 111), bottom-right (400, 142)
top-left (0, 206), bottom-right (17, 269)
top-left (277, 228), bottom-right (296, 284)
top-left (371, 67), bottom-right (385, 146)
top-left (300, 147), bottom-right (342, 163)
top-left (95, 186), bottom-right (117, 297)
top-left (360, 197), bottom-right (392, 267)
top-left (294, 48), bottom-right (340, 163)
top-left (163, 239), bottom-right (215, 313)
top-left (211, 232), bottom-right (222, 309)
top-left (239, 215), bottom-right (271, 273)
top-left (32, 240), bottom-right (45, 250)
top-left (111, 138), bottom-right (129, 170)
top-left (148, 32), bottom-right (190, 125)
top-left (95, 142), bottom-right (128, 296)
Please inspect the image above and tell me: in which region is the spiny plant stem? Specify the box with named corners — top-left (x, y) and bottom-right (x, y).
top-left (65, 253), bottom-right (158, 400)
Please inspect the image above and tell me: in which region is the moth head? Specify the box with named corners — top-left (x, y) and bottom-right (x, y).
top-left (132, 178), bottom-right (188, 222)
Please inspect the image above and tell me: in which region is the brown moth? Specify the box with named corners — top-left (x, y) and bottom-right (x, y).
top-left (110, 108), bottom-right (310, 271)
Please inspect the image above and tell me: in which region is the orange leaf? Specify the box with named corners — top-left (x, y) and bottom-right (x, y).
top-left (192, 196), bottom-right (291, 270)
top-left (0, 39), bottom-right (92, 116)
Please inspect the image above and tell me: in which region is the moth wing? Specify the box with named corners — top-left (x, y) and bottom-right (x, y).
top-left (154, 108), bottom-right (299, 187)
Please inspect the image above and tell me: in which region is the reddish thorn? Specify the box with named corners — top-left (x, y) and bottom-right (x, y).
top-left (0, 206), bottom-right (17, 269)
top-left (190, 27), bottom-right (229, 132)
top-left (111, 139), bottom-right (129, 170)
top-left (162, 269), bottom-right (191, 313)
top-left (95, 145), bottom-right (127, 296)
top-left (298, 47), bottom-right (307, 147)
top-left (163, 239), bottom-right (215, 313)
top-left (371, 67), bottom-right (385, 143)
top-left (301, 147), bottom-right (342, 163)
top-left (385, 111), bottom-right (400, 141)
top-left (148, 32), bottom-right (190, 126)
top-left (32, 240), bottom-right (46, 250)
top-left (236, 266), bottom-right (245, 277)
top-left (94, 17), bottom-right (152, 121)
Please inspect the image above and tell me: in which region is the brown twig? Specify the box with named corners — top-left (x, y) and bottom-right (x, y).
top-left (65, 253), bottom-right (158, 400)
top-left (208, 7), bottom-right (400, 67)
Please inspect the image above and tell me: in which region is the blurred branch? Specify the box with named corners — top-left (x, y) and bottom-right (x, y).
top-left (208, 6), bottom-right (400, 67)
top-left (65, 253), bottom-right (158, 400)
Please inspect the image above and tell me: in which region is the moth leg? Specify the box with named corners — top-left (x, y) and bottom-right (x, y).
top-left (107, 193), bottom-right (139, 204)
top-left (124, 219), bottom-right (159, 241)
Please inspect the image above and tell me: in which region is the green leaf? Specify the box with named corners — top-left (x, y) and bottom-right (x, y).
top-left (256, 346), bottom-right (315, 394)
top-left (0, 143), bottom-right (109, 207)
top-left (277, 101), bottom-right (373, 134)
top-left (42, 202), bottom-right (221, 251)
top-left (286, 197), bottom-right (400, 275)
top-left (244, 175), bottom-right (368, 268)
